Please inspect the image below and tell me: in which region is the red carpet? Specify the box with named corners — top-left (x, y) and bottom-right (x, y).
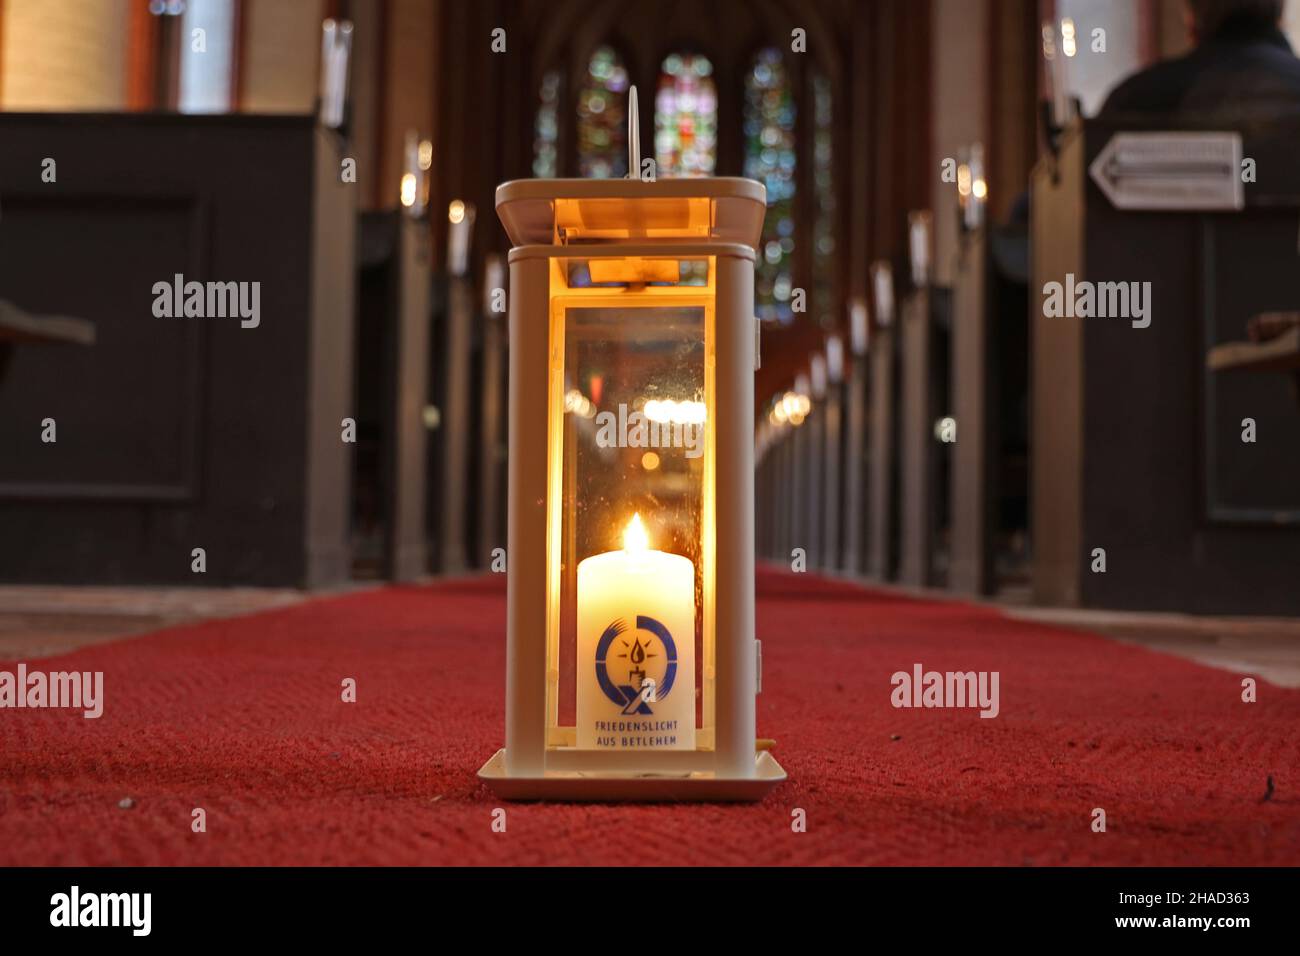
top-left (2, 570), bottom-right (1297, 866)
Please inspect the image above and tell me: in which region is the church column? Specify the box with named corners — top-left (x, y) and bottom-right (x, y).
top-left (0, 0), bottom-right (132, 110)
top-left (930, 0), bottom-right (990, 287)
top-left (238, 0), bottom-right (324, 113)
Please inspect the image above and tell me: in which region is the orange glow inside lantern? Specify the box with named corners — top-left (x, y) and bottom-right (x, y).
top-left (479, 178), bottom-right (786, 801)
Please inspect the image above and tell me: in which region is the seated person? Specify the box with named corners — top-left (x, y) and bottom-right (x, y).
top-left (1101, 0), bottom-right (1300, 117)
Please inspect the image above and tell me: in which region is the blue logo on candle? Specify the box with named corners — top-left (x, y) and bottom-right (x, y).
top-left (595, 616), bottom-right (679, 715)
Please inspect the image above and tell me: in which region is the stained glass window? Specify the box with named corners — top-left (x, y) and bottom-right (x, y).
top-left (743, 48), bottom-right (796, 323)
top-left (812, 72), bottom-right (836, 328)
top-left (577, 46), bottom-right (629, 179)
top-left (533, 70), bottom-right (561, 177)
top-left (654, 53), bottom-right (717, 177)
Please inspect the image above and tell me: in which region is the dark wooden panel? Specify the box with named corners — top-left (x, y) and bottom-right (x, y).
top-left (0, 114), bottom-right (354, 587)
top-left (305, 125), bottom-right (359, 588)
top-left (867, 327), bottom-right (897, 579)
top-left (841, 356), bottom-right (868, 574)
top-left (436, 276), bottom-right (473, 573)
top-left (819, 382), bottom-right (844, 570)
top-left (0, 197), bottom-right (205, 501)
top-left (949, 233), bottom-right (992, 595)
top-left (777, 430), bottom-right (795, 562)
top-left (803, 410), bottom-right (824, 567)
top-left (789, 417), bottom-right (810, 562)
top-left (899, 289), bottom-right (933, 586)
top-left (477, 309), bottom-right (507, 568)
top-left (1201, 216), bottom-right (1300, 524)
top-left (390, 216), bottom-right (433, 580)
top-left (1032, 117), bottom-right (1300, 615)
top-left (353, 211), bottom-right (429, 582)
top-left (1030, 126), bottom-right (1086, 607)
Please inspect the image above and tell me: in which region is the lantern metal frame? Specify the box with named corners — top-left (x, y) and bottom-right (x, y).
top-left (478, 177), bottom-right (786, 801)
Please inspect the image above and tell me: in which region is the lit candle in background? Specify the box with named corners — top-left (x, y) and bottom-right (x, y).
top-left (447, 200), bottom-right (475, 277)
top-left (849, 297), bottom-right (870, 357)
top-left (482, 254), bottom-right (505, 315)
top-left (318, 20), bottom-right (337, 114)
top-left (872, 261), bottom-right (895, 327)
top-left (826, 334), bottom-right (844, 385)
top-left (400, 130), bottom-right (419, 210)
top-left (418, 138), bottom-right (433, 210)
top-left (966, 143), bottom-right (987, 230)
top-left (318, 19), bottom-right (353, 130)
top-left (908, 211), bottom-right (932, 288)
top-left (810, 354), bottom-right (827, 401)
top-left (1042, 22), bottom-right (1074, 129)
top-left (576, 514), bottom-right (696, 750)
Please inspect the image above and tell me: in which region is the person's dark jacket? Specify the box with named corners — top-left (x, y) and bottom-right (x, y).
top-left (1100, 15), bottom-right (1300, 118)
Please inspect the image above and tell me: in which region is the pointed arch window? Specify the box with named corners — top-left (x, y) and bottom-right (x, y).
top-left (533, 70), bottom-right (561, 177)
top-left (812, 72), bottom-right (836, 328)
top-left (743, 48), bottom-right (797, 323)
top-left (577, 46), bottom-right (629, 179)
top-left (654, 53), bottom-right (717, 177)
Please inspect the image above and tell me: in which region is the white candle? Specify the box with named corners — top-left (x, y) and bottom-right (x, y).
top-left (576, 514), bottom-right (696, 750)
top-left (447, 200), bottom-right (475, 277)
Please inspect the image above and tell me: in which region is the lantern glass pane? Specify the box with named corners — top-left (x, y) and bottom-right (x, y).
top-left (547, 291), bottom-right (716, 752)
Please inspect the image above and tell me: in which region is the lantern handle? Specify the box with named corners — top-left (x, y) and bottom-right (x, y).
top-left (627, 85), bottom-right (641, 181)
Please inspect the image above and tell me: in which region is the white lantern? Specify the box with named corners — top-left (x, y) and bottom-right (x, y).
top-left (478, 176), bottom-right (787, 801)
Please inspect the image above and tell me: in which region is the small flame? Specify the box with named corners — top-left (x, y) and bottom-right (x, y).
top-left (623, 512), bottom-right (649, 554)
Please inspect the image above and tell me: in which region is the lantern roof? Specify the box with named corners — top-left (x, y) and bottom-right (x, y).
top-left (496, 177), bottom-right (767, 250)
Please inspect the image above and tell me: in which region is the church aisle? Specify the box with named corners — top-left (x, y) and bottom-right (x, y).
top-left (1, 570), bottom-right (1295, 866)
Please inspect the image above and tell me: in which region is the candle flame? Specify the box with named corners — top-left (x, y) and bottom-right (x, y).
top-left (623, 513), bottom-right (649, 554)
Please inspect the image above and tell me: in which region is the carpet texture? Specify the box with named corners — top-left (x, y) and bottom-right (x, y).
top-left (1, 570), bottom-right (1297, 866)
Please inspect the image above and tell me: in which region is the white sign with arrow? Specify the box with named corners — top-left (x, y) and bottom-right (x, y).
top-left (1089, 131), bottom-right (1244, 211)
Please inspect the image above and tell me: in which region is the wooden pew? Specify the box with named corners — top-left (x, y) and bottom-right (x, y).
top-left (475, 256), bottom-right (508, 571)
top-left (948, 223), bottom-right (1030, 597)
top-left (355, 210), bottom-right (432, 582)
top-left (819, 339), bottom-right (846, 571)
top-left (898, 285), bottom-right (951, 588)
top-left (840, 303), bottom-right (870, 575)
top-left (789, 380), bottom-right (811, 567)
top-left (804, 367), bottom-right (826, 569)
top-left (762, 425), bottom-right (782, 563)
top-left (777, 422), bottom-right (796, 564)
top-left (753, 418), bottom-right (765, 560)
top-left (948, 230), bottom-right (996, 596)
top-left (431, 270), bottom-right (475, 574)
top-left (755, 415), bottom-right (785, 564)
top-left (0, 114), bottom-right (356, 588)
top-left (1031, 117), bottom-right (1300, 614)
top-left (867, 290), bottom-right (898, 581)
top-left (899, 283), bottom-right (930, 587)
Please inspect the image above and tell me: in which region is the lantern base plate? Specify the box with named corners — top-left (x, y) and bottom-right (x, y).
top-left (476, 749), bottom-right (786, 802)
